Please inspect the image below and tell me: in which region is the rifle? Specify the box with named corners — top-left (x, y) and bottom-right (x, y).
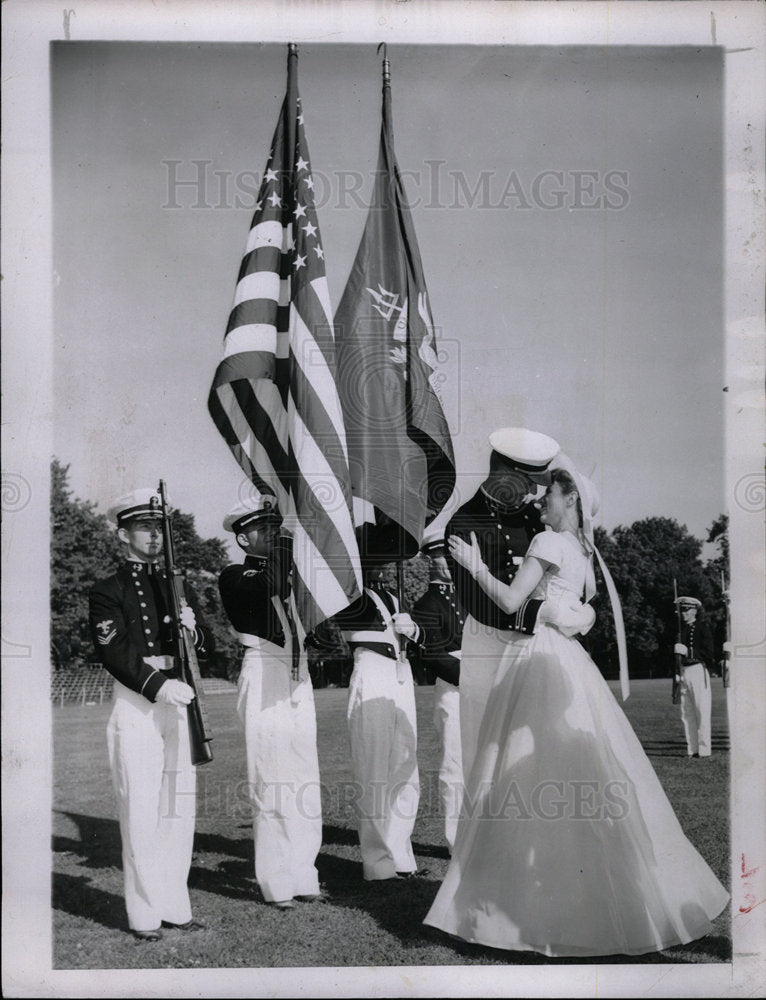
top-left (721, 569), bottom-right (732, 689)
top-left (672, 578), bottom-right (683, 705)
top-left (156, 480), bottom-right (214, 766)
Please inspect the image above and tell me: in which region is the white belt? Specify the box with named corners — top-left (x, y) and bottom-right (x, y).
top-left (681, 661), bottom-right (709, 688)
top-left (343, 589), bottom-right (400, 650)
top-left (237, 631), bottom-right (288, 659)
top-left (343, 629), bottom-right (397, 647)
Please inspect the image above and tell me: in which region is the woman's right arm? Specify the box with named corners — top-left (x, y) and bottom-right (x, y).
top-left (448, 532), bottom-right (546, 615)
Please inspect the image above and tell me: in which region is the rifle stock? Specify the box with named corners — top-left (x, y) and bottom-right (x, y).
top-left (157, 480), bottom-right (214, 766)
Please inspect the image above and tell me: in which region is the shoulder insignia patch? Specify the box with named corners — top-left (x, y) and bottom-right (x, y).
top-left (243, 569), bottom-right (259, 577)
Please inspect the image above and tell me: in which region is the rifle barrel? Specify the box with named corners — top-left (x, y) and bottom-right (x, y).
top-left (157, 480), bottom-right (214, 766)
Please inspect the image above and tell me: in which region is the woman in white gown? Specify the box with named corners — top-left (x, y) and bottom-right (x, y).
top-left (423, 467), bottom-right (728, 958)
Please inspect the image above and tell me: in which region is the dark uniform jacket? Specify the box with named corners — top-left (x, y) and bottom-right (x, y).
top-left (447, 488), bottom-right (545, 633)
top-left (89, 560), bottom-right (213, 702)
top-left (217, 540), bottom-right (291, 647)
top-left (680, 617), bottom-right (715, 670)
top-left (328, 584), bottom-right (420, 662)
top-left (411, 583), bottom-right (464, 687)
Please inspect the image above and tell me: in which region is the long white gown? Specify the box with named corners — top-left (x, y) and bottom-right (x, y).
top-left (423, 530), bottom-right (729, 958)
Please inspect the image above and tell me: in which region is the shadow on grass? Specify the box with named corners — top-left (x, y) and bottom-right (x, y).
top-left (321, 822), bottom-right (450, 861)
top-left (52, 816), bottom-right (731, 966)
top-left (319, 823), bottom-right (358, 848)
top-left (640, 731), bottom-right (730, 757)
top-left (53, 872), bottom-right (125, 932)
top-left (411, 840), bottom-right (451, 861)
top-left (315, 850), bottom-right (440, 933)
top-left (313, 831), bottom-right (731, 966)
top-left (53, 811), bottom-right (121, 869)
top-left (53, 812), bottom-right (259, 905)
top-left (420, 924), bottom-right (731, 965)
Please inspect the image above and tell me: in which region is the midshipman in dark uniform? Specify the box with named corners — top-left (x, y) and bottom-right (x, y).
top-left (89, 488), bottom-right (213, 941)
top-left (219, 491), bottom-right (322, 909)
top-left (329, 561), bottom-right (423, 881)
top-left (447, 428), bottom-right (596, 778)
top-left (411, 529), bottom-right (464, 853)
top-left (673, 596), bottom-right (715, 757)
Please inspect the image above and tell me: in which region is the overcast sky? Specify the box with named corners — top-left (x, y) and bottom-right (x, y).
top-left (50, 40), bottom-right (726, 552)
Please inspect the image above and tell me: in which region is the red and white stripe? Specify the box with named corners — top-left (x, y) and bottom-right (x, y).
top-left (209, 54), bottom-right (361, 633)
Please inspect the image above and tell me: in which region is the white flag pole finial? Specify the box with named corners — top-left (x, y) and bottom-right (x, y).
top-left (377, 42), bottom-right (390, 85)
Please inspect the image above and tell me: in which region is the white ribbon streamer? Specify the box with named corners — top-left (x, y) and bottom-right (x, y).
top-left (594, 546), bottom-right (630, 701)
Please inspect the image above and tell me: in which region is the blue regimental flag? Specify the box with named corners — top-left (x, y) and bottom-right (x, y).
top-left (209, 45), bottom-right (361, 632)
top-left (334, 52), bottom-right (456, 564)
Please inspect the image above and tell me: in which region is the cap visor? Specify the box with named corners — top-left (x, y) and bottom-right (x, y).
top-left (526, 468), bottom-right (553, 484)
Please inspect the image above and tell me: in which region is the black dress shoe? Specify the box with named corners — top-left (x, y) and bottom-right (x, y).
top-left (396, 868), bottom-right (431, 879)
top-left (162, 918), bottom-right (207, 931)
top-left (132, 928), bottom-right (162, 942)
top-left (294, 893), bottom-right (325, 902)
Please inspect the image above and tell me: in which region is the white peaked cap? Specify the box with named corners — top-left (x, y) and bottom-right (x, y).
top-left (488, 427), bottom-right (560, 469)
top-left (107, 487), bottom-right (165, 525)
top-left (222, 488), bottom-right (282, 533)
top-left (421, 522), bottom-right (447, 555)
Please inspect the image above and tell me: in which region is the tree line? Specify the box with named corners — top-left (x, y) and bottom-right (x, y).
top-left (51, 458), bottom-right (729, 683)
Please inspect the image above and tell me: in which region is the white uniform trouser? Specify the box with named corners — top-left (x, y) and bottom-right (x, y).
top-left (107, 679), bottom-right (195, 932)
top-left (237, 645), bottom-right (322, 902)
top-left (679, 662), bottom-right (712, 757)
top-left (433, 677), bottom-right (463, 853)
top-left (347, 648), bottom-right (419, 879)
top-left (459, 615), bottom-right (530, 783)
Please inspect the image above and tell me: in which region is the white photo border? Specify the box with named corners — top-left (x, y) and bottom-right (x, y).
top-left (2, 2), bottom-right (764, 997)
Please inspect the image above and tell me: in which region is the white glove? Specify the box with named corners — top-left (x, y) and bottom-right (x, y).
top-left (447, 532), bottom-right (485, 576)
top-left (674, 643), bottom-right (688, 656)
top-left (392, 612), bottom-right (419, 641)
top-left (156, 679), bottom-right (196, 706)
top-left (539, 596), bottom-right (596, 637)
top-left (179, 605), bottom-right (197, 633)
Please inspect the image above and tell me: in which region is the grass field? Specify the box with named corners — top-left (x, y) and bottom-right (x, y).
top-left (52, 679), bottom-right (731, 970)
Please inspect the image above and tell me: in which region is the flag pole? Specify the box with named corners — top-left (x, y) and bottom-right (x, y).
top-left (378, 43), bottom-right (409, 630)
top-left (285, 43), bottom-right (298, 183)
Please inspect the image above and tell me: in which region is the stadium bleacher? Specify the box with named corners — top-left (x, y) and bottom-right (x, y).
top-left (51, 666), bottom-right (235, 704)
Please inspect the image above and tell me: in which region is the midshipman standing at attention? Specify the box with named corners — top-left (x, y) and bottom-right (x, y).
top-left (411, 528), bottom-right (464, 854)
top-left (89, 487), bottom-right (213, 941)
top-left (329, 554), bottom-right (424, 882)
top-left (219, 490), bottom-right (323, 910)
top-left (673, 595), bottom-right (715, 758)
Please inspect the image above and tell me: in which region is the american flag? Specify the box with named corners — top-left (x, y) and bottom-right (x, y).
top-left (209, 46), bottom-right (361, 633)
